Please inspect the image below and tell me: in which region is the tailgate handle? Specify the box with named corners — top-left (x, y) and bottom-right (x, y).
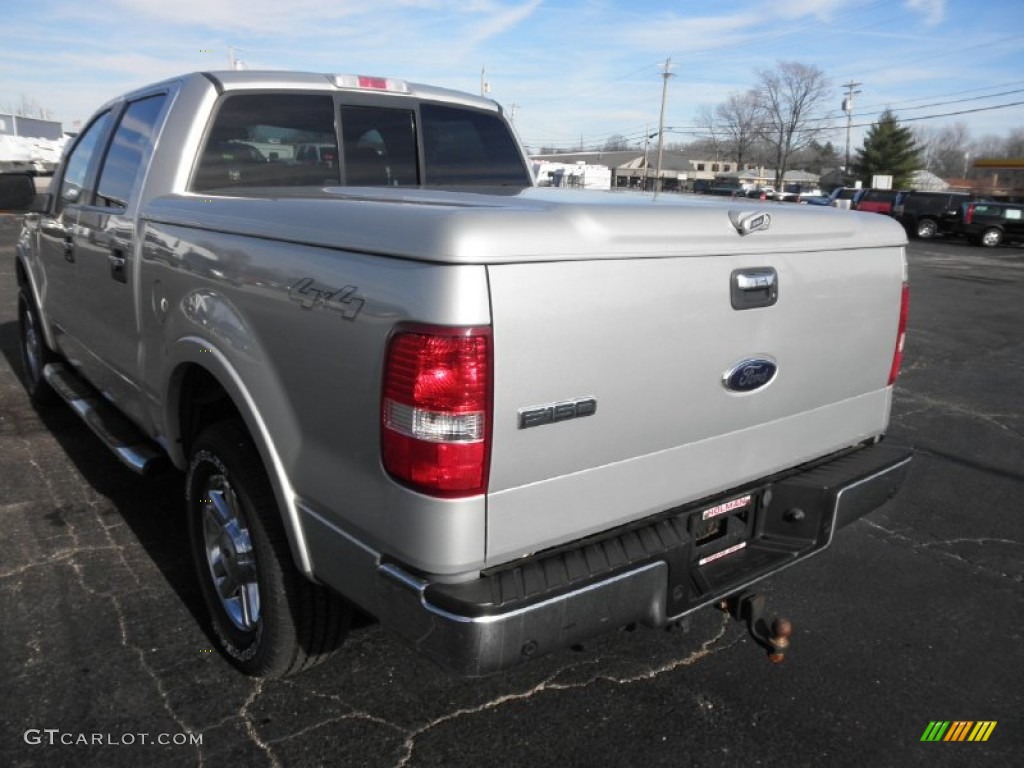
top-left (731, 268), bottom-right (778, 310)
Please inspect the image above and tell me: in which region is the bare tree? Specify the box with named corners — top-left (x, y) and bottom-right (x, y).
top-left (694, 104), bottom-right (725, 163)
top-left (753, 61), bottom-right (831, 187)
top-left (1003, 127), bottom-right (1024, 157)
top-left (715, 90), bottom-right (763, 169)
top-left (602, 134), bottom-right (631, 151)
top-left (921, 121), bottom-right (971, 178)
top-left (15, 93), bottom-right (53, 119)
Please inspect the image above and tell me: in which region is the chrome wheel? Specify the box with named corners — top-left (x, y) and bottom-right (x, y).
top-left (916, 219), bottom-right (937, 239)
top-left (187, 421), bottom-right (351, 676)
top-left (200, 473), bottom-right (261, 632)
top-left (981, 228), bottom-right (1002, 247)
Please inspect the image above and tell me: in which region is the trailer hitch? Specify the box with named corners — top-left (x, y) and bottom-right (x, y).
top-left (719, 592), bottom-right (792, 663)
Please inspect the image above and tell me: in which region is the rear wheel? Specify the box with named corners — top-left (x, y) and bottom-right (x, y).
top-left (17, 288), bottom-right (57, 405)
top-left (187, 420), bottom-right (351, 677)
top-left (980, 228), bottom-right (1003, 247)
top-left (915, 218), bottom-right (938, 239)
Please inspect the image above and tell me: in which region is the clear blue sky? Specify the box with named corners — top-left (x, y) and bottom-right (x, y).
top-left (2, 0), bottom-right (1022, 154)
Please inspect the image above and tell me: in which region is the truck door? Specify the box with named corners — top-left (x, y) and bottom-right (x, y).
top-left (36, 110), bottom-right (113, 343)
top-left (72, 93), bottom-right (168, 419)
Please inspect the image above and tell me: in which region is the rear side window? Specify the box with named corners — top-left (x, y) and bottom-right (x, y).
top-left (193, 94), bottom-right (338, 191)
top-left (96, 94), bottom-right (167, 208)
top-left (421, 104), bottom-right (529, 186)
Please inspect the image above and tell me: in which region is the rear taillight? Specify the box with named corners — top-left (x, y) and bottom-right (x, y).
top-left (888, 283), bottom-right (910, 386)
top-left (964, 204), bottom-right (975, 224)
top-left (381, 325), bottom-right (492, 497)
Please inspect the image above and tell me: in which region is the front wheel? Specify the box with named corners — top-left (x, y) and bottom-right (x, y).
top-left (980, 227), bottom-right (1003, 247)
top-left (187, 421), bottom-right (351, 677)
top-left (17, 288), bottom-right (58, 405)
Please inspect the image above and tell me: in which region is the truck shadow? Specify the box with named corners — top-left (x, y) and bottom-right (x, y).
top-left (0, 322), bottom-right (211, 639)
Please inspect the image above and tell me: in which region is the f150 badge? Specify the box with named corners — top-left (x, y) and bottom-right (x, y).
top-left (722, 358), bottom-right (778, 393)
top-left (518, 397), bottom-right (597, 429)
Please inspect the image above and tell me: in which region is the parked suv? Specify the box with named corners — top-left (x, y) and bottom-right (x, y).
top-left (854, 188), bottom-right (901, 215)
top-left (892, 191), bottom-right (981, 239)
top-left (960, 201), bottom-right (1024, 246)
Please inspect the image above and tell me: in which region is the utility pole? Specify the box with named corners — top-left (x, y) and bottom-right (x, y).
top-left (654, 58), bottom-right (675, 193)
top-left (480, 66), bottom-right (490, 97)
top-left (643, 124), bottom-right (651, 191)
top-left (842, 80), bottom-right (862, 178)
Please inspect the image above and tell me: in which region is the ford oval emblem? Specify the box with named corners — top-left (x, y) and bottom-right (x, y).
top-left (723, 358), bottom-right (778, 393)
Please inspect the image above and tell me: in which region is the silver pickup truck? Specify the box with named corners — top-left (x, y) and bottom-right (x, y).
top-left (4, 71), bottom-right (911, 678)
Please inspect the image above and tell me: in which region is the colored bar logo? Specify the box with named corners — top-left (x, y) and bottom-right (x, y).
top-left (920, 721), bottom-right (997, 742)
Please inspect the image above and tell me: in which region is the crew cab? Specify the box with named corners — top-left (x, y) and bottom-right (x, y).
top-left (6, 70), bottom-right (912, 678)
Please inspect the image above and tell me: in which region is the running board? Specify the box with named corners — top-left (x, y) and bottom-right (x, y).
top-left (42, 363), bottom-right (165, 475)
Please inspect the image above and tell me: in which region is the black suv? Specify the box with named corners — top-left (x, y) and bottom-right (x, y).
top-left (892, 191), bottom-right (981, 239)
top-left (960, 201), bottom-right (1024, 247)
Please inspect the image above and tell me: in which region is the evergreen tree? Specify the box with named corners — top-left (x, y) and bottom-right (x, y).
top-left (854, 110), bottom-right (920, 188)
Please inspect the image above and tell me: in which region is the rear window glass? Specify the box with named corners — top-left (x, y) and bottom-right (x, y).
top-left (193, 94), bottom-right (339, 191)
top-left (340, 105), bottom-right (418, 186)
top-left (193, 94), bottom-right (529, 192)
top-left (421, 104), bottom-right (529, 186)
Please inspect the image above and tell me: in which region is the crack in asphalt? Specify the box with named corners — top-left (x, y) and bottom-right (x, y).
top-left (9, 487), bottom-right (208, 766)
top-left (78, 501), bottom-right (205, 765)
top-left (393, 612), bottom-right (737, 768)
top-left (230, 614), bottom-right (741, 767)
top-left (862, 519), bottom-right (1022, 582)
top-left (0, 544), bottom-right (121, 580)
top-left (241, 680), bottom-right (281, 768)
top-left (893, 390), bottom-right (1024, 440)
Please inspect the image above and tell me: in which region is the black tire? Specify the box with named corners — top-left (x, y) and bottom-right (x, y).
top-left (980, 227), bottom-right (1003, 247)
top-left (187, 420), bottom-right (351, 677)
top-left (915, 218), bottom-right (938, 239)
top-left (17, 288), bottom-right (58, 405)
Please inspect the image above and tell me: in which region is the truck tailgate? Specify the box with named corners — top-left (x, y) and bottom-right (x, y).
top-left (486, 242), bottom-right (905, 565)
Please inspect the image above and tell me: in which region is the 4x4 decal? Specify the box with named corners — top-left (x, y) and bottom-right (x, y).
top-left (288, 278), bottom-right (365, 320)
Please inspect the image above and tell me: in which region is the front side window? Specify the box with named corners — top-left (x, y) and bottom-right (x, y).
top-left (96, 94), bottom-right (167, 208)
top-left (193, 94), bottom-right (338, 191)
top-left (61, 111), bottom-right (112, 206)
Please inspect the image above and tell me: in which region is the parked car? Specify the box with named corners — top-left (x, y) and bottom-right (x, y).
top-left (798, 195), bottom-right (833, 206)
top-left (892, 191), bottom-right (983, 239)
top-left (960, 200), bottom-right (1024, 246)
top-left (774, 184), bottom-right (821, 202)
top-left (854, 188), bottom-right (901, 215)
top-left (829, 187), bottom-right (867, 208)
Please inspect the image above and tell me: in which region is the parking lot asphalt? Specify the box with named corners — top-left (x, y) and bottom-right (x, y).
top-left (1, 215), bottom-right (1021, 768)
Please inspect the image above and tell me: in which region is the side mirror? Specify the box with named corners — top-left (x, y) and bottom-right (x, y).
top-left (0, 173), bottom-right (42, 212)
